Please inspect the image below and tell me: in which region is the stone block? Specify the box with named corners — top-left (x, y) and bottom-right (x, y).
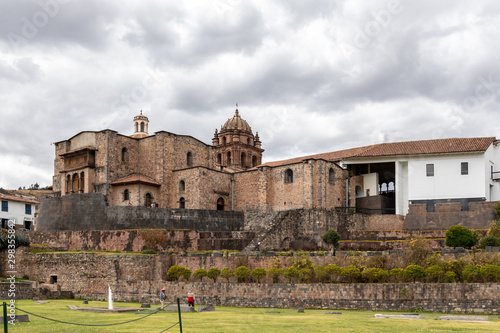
top-left (0, 315), bottom-right (29, 323)
top-left (440, 315), bottom-right (489, 322)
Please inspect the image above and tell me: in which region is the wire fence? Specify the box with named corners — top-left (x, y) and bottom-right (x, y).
top-left (12, 299), bottom-right (181, 332)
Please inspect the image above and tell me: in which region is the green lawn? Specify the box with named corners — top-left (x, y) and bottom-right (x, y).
top-left (4, 299), bottom-right (500, 333)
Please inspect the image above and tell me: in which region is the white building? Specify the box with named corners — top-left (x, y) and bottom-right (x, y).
top-left (338, 137), bottom-right (500, 215)
top-left (0, 193), bottom-right (39, 230)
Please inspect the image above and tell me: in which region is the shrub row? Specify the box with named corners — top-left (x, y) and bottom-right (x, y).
top-left (166, 263), bottom-right (500, 284)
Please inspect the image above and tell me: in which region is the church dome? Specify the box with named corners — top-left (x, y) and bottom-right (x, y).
top-left (221, 109), bottom-right (252, 133)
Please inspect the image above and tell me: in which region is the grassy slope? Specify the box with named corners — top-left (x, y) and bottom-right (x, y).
top-left (4, 300), bottom-right (500, 333)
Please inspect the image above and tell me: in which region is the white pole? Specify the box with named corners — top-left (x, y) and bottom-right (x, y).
top-left (108, 286), bottom-right (114, 310)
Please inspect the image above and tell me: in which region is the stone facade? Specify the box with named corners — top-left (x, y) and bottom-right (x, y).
top-left (5, 249), bottom-right (499, 314)
top-left (49, 110), bottom-right (349, 217)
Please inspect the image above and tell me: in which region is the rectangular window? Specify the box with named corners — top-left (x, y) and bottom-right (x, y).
top-left (426, 164), bottom-right (434, 177)
top-left (25, 204), bottom-right (32, 215)
top-left (1, 201), bottom-right (7, 212)
top-left (461, 162), bottom-right (468, 175)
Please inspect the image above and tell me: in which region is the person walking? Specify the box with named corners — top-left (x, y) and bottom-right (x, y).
top-left (187, 290), bottom-right (195, 308)
top-left (160, 288), bottom-right (166, 310)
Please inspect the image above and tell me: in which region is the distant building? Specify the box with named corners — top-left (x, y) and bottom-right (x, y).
top-left (51, 109), bottom-right (500, 217)
top-left (0, 193), bottom-right (38, 230)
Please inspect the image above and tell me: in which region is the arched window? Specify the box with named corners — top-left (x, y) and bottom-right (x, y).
top-left (135, 122), bottom-right (138, 132)
top-left (355, 186), bottom-right (363, 198)
top-left (328, 168), bottom-right (335, 185)
top-left (80, 171), bottom-right (85, 192)
top-left (252, 155), bottom-right (257, 167)
top-left (123, 189), bottom-right (130, 201)
top-left (179, 197), bottom-right (185, 209)
top-left (247, 137), bottom-right (251, 145)
top-left (216, 153), bottom-right (222, 164)
top-left (121, 147), bottom-right (128, 162)
top-left (217, 197), bottom-right (225, 211)
top-left (222, 136), bottom-right (227, 145)
top-left (72, 173), bottom-right (79, 193)
top-left (284, 169), bottom-right (294, 184)
top-left (227, 151), bottom-right (231, 164)
top-left (187, 152), bottom-right (193, 167)
top-left (241, 152), bottom-right (246, 167)
top-left (179, 180), bottom-right (185, 192)
top-left (140, 122), bottom-right (145, 132)
top-left (66, 175), bottom-right (71, 193)
top-left (145, 193), bottom-right (152, 207)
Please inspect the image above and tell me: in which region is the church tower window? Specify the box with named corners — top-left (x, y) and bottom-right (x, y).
top-left (187, 152), bottom-right (193, 167)
top-left (328, 168), bottom-right (335, 185)
top-left (179, 180), bottom-right (185, 192)
top-left (123, 189), bottom-right (130, 201)
top-left (121, 148), bottom-right (129, 162)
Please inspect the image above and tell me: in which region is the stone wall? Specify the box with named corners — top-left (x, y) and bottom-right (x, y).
top-left (37, 193), bottom-right (244, 231)
top-left (0, 282), bottom-right (33, 300)
top-left (404, 201), bottom-right (496, 230)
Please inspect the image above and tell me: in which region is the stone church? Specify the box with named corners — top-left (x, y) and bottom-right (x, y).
top-left (52, 109), bottom-right (347, 212)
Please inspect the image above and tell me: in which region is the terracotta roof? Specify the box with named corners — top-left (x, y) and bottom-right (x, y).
top-left (110, 174), bottom-right (161, 186)
top-left (0, 193), bottom-right (39, 204)
top-left (257, 137), bottom-right (496, 168)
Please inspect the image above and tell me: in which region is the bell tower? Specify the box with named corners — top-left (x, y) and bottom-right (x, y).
top-left (131, 111), bottom-right (149, 138)
top-left (213, 106), bottom-right (264, 171)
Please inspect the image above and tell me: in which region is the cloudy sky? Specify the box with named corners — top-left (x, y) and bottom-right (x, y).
top-left (1, 0), bottom-right (500, 189)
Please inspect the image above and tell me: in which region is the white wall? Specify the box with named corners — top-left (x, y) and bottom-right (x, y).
top-left (362, 172), bottom-right (379, 197)
top-left (407, 153), bottom-right (486, 201)
top-left (484, 144), bottom-right (500, 201)
top-left (396, 161), bottom-right (408, 215)
top-left (0, 200), bottom-right (35, 226)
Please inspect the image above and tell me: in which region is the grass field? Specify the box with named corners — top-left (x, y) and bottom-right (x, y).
top-left (4, 299), bottom-right (500, 333)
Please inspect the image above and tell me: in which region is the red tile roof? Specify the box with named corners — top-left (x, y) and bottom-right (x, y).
top-left (258, 137), bottom-right (496, 168)
top-left (110, 174), bottom-right (161, 186)
top-left (0, 193), bottom-right (39, 204)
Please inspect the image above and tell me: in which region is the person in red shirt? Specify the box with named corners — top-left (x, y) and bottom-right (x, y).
top-left (187, 290), bottom-right (195, 308)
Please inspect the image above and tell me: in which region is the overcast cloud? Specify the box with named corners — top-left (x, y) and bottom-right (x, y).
top-left (1, 0), bottom-right (500, 189)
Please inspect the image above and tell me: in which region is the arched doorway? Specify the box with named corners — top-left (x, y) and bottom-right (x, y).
top-left (179, 197), bottom-right (185, 209)
top-left (217, 197), bottom-right (225, 211)
top-left (145, 193), bottom-right (152, 207)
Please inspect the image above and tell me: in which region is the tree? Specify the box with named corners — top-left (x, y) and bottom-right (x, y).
top-left (322, 229), bottom-right (341, 255)
top-left (314, 265), bottom-right (329, 283)
top-left (284, 267), bottom-right (299, 283)
top-left (267, 267), bottom-right (284, 283)
top-left (390, 268), bottom-right (403, 282)
top-left (361, 268), bottom-right (389, 283)
top-left (325, 264), bottom-right (341, 283)
top-left (479, 265), bottom-right (500, 282)
top-left (220, 268), bottom-right (234, 282)
top-left (298, 268), bottom-right (313, 283)
top-left (425, 265), bottom-right (444, 283)
top-left (207, 268), bottom-right (221, 282)
top-left (181, 268), bottom-right (191, 281)
top-left (462, 265), bottom-right (481, 282)
top-left (234, 266), bottom-right (251, 282)
top-left (251, 268), bottom-right (267, 283)
top-left (445, 225), bottom-right (478, 249)
top-left (402, 265), bottom-right (426, 283)
top-left (167, 265), bottom-right (185, 281)
top-left (340, 265), bottom-right (361, 283)
top-left (193, 269), bottom-right (207, 281)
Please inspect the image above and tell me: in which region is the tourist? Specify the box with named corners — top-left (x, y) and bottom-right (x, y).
top-left (187, 290), bottom-right (195, 308)
top-left (160, 288), bottom-right (166, 310)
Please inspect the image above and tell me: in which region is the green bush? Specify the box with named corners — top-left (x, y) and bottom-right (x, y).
top-left (462, 265), bottom-right (481, 282)
top-left (0, 233), bottom-right (30, 250)
top-left (234, 266), bottom-right (251, 282)
top-left (298, 268), bottom-right (313, 283)
top-left (479, 265), bottom-right (500, 282)
top-left (193, 269), bottom-right (207, 281)
top-left (251, 268), bottom-right (267, 283)
top-left (340, 265), bottom-right (361, 283)
top-left (445, 225), bottom-right (478, 249)
top-left (207, 268), bottom-right (221, 282)
top-left (402, 265), bottom-right (426, 283)
top-left (314, 265), bottom-right (329, 283)
top-left (325, 264), bottom-right (341, 282)
top-left (284, 267), bottom-right (299, 283)
top-left (141, 249), bottom-right (158, 254)
top-left (444, 271), bottom-right (456, 283)
top-left (167, 265), bottom-right (185, 281)
top-left (390, 268), bottom-right (403, 282)
top-left (361, 267), bottom-right (388, 283)
top-left (479, 235), bottom-right (499, 248)
top-left (425, 265), bottom-right (444, 283)
top-left (488, 219), bottom-right (500, 238)
top-left (181, 268), bottom-right (191, 281)
top-left (290, 255), bottom-right (315, 271)
top-left (267, 267), bottom-right (284, 283)
top-left (220, 268), bottom-right (234, 282)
